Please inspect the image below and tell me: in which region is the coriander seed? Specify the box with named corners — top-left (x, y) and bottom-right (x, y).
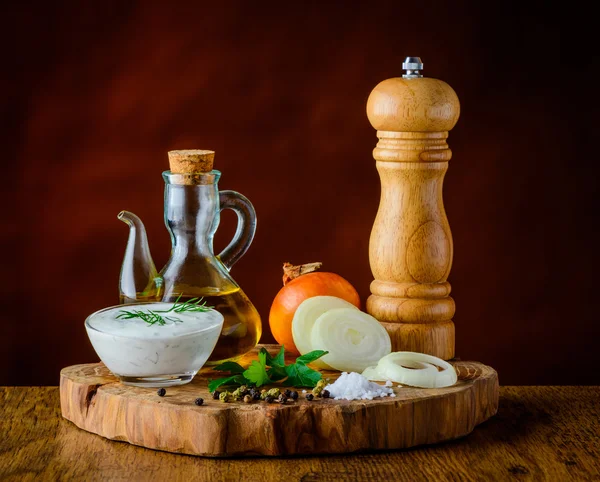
top-left (266, 388), bottom-right (280, 398)
top-left (243, 394), bottom-right (252, 403)
top-left (312, 379), bottom-right (326, 397)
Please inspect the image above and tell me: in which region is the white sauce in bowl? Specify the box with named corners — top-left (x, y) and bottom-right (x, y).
top-left (85, 303), bottom-right (224, 382)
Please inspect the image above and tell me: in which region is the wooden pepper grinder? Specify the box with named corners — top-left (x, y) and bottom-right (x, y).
top-left (366, 57), bottom-right (460, 360)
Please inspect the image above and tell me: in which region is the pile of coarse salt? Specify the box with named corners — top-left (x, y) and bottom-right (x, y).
top-left (324, 372), bottom-right (395, 401)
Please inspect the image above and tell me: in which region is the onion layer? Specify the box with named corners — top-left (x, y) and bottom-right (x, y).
top-left (310, 308), bottom-right (392, 373)
top-left (362, 360), bottom-right (436, 382)
top-left (292, 296), bottom-right (359, 368)
top-left (361, 365), bottom-right (387, 382)
top-left (367, 352), bottom-right (457, 388)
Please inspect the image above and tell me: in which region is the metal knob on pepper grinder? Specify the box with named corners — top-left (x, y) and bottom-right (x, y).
top-left (366, 57), bottom-right (460, 360)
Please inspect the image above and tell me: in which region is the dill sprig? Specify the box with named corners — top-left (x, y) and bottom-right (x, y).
top-left (116, 294), bottom-right (212, 326)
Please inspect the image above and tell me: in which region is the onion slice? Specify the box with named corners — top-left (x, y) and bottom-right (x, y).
top-left (292, 296), bottom-right (359, 367)
top-left (361, 365), bottom-right (388, 382)
top-left (362, 360), bottom-right (436, 382)
top-left (310, 308), bottom-right (392, 373)
top-left (373, 352), bottom-right (457, 388)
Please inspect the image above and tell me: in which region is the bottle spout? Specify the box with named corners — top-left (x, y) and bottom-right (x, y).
top-left (118, 211), bottom-right (158, 303)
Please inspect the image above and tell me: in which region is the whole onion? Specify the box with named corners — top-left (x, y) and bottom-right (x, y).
top-left (269, 262), bottom-right (361, 355)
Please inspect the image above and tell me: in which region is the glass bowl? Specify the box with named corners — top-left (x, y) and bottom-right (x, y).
top-left (85, 302), bottom-right (224, 387)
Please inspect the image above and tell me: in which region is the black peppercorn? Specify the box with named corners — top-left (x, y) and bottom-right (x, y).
top-left (322, 390), bottom-right (330, 399)
top-left (265, 395), bottom-right (275, 403)
top-left (284, 389), bottom-right (291, 397)
top-left (290, 391), bottom-right (299, 400)
top-left (212, 390), bottom-right (221, 400)
top-left (306, 393), bottom-right (314, 401)
top-left (253, 392), bottom-right (261, 401)
top-left (157, 388), bottom-right (166, 397)
top-left (194, 398), bottom-right (204, 406)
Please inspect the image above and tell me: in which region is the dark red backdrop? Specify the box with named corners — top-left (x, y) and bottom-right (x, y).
top-left (1, 2), bottom-right (594, 386)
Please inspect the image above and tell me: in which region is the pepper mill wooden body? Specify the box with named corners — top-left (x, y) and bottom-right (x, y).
top-left (366, 58), bottom-right (460, 360)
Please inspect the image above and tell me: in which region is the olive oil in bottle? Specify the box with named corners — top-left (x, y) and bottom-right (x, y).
top-left (162, 288), bottom-right (262, 363)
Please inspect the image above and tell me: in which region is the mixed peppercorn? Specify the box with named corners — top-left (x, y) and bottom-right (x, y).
top-left (155, 379), bottom-right (333, 405)
top-left (213, 386), bottom-right (298, 404)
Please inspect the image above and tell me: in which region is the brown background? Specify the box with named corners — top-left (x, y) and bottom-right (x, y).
top-left (1, 2), bottom-right (594, 386)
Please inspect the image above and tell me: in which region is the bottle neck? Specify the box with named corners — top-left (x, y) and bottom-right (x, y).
top-left (164, 182), bottom-right (219, 260)
top-left (171, 232), bottom-right (214, 258)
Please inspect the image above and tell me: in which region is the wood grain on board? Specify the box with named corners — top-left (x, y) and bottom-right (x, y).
top-left (2, 385), bottom-right (598, 481)
top-left (59, 345), bottom-right (498, 457)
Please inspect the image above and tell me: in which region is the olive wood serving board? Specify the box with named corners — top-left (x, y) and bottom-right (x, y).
top-left (60, 344), bottom-right (498, 457)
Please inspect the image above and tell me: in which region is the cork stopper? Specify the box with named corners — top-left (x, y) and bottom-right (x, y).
top-left (168, 149), bottom-right (215, 174)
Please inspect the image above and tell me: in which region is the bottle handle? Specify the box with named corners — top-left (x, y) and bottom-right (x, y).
top-left (218, 190), bottom-right (257, 270)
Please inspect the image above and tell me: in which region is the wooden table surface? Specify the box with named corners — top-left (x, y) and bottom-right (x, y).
top-left (1, 386), bottom-right (598, 481)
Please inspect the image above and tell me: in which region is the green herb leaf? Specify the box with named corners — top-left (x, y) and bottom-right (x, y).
top-left (261, 345), bottom-right (285, 368)
top-left (243, 351), bottom-right (271, 387)
top-left (212, 362), bottom-right (245, 374)
top-left (283, 363), bottom-right (322, 387)
top-left (208, 346), bottom-right (326, 392)
top-left (208, 374), bottom-right (247, 393)
top-left (117, 295), bottom-right (212, 326)
top-left (295, 350), bottom-right (328, 365)
top-left (259, 346), bottom-right (287, 381)
top-left (267, 366), bottom-right (288, 382)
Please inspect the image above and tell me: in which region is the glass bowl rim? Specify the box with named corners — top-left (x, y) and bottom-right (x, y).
top-left (84, 302), bottom-right (224, 340)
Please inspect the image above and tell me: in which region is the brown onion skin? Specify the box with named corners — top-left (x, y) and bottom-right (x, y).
top-left (269, 272), bottom-right (361, 354)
